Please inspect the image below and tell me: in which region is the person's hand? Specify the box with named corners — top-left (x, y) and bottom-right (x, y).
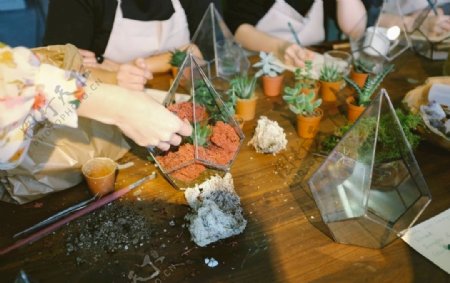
top-left (116, 58), bottom-right (153, 91)
top-left (283, 44), bottom-right (315, 67)
top-left (79, 49), bottom-right (119, 71)
top-left (116, 94), bottom-right (192, 151)
top-left (422, 9), bottom-right (450, 37)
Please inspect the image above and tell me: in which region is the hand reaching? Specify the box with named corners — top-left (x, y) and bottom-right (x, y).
top-left (283, 44), bottom-right (315, 67)
top-left (116, 58), bottom-right (153, 91)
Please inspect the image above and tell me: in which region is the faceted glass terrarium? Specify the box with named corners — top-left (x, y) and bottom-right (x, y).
top-left (149, 53), bottom-right (245, 189)
top-left (406, 0), bottom-right (450, 60)
top-left (308, 89), bottom-right (431, 248)
top-left (190, 3), bottom-right (250, 81)
top-left (350, 0), bottom-right (411, 70)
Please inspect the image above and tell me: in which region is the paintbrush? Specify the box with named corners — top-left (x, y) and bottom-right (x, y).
top-left (0, 172), bottom-right (156, 256)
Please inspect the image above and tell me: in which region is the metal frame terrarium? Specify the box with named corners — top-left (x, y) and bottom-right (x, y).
top-left (149, 52), bottom-right (245, 189)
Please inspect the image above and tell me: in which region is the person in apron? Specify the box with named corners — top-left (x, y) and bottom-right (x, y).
top-left (45, 0), bottom-right (215, 91)
top-left (224, 0), bottom-right (366, 66)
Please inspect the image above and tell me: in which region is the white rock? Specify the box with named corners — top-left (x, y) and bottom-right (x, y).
top-left (420, 101), bottom-right (446, 120)
top-left (184, 173), bottom-right (247, 247)
top-left (248, 116), bottom-right (287, 155)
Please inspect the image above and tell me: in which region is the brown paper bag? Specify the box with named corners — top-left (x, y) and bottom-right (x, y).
top-left (0, 45), bottom-right (130, 204)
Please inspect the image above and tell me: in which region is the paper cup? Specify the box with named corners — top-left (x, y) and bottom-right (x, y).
top-left (81, 157), bottom-right (117, 197)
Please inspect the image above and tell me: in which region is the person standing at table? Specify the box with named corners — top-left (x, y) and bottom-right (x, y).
top-left (44, 0), bottom-right (219, 91)
top-left (223, 0), bottom-right (367, 66)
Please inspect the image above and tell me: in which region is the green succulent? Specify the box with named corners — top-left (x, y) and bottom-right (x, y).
top-left (344, 65), bottom-right (394, 107)
top-left (253, 51), bottom-right (284, 77)
top-left (188, 122), bottom-right (212, 147)
top-left (319, 64), bottom-right (343, 82)
top-left (227, 74), bottom-right (257, 99)
top-left (294, 60), bottom-right (317, 89)
top-left (169, 49), bottom-right (187, 67)
top-left (283, 88), bottom-right (322, 116)
top-left (353, 58), bottom-right (375, 74)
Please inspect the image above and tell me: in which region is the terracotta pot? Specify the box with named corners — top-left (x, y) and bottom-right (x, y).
top-left (233, 114), bottom-right (245, 129)
top-left (236, 97), bottom-right (257, 121)
top-left (301, 81), bottom-right (320, 100)
top-left (296, 108), bottom-right (323, 139)
top-left (350, 71), bottom-right (369, 88)
top-left (346, 96), bottom-right (366, 123)
top-left (262, 75), bottom-right (284, 97)
top-left (171, 66), bottom-right (179, 78)
top-left (319, 80), bottom-right (343, 103)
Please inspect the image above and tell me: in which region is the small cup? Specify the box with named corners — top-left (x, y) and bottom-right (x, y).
top-left (81, 157), bottom-right (117, 197)
top-left (323, 50), bottom-right (352, 76)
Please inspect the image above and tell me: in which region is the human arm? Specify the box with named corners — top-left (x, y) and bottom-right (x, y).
top-left (335, 0), bottom-right (367, 39)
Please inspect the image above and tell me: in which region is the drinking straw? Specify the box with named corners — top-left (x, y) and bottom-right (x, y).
top-left (0, 172), bottom-right (156, 256)
top-left (288, 22), bottom-right (302, 46)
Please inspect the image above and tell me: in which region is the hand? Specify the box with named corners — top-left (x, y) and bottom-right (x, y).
top-left (78, 49), bottom-right (119, 71)
top-left (116, 94), bottom-right (192, 151)
top-left (422, 9), bottom-right (450, 37)
top-left (116, 58), bottom-right (153, 91)
top-left (283, 44), bottom-right (315, 67)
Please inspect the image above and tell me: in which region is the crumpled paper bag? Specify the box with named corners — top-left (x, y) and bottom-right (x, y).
top-left (0, 44), bottom-right (130, 204)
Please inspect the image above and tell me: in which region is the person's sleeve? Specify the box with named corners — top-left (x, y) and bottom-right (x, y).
top-left (323, 0), bottom-right (337, 23)
top-left (223, 0), bottom-right (270, 34)
top-left (43, 0), bottom-right (95, 50)
top-left (0, 44), bottom-right (86, 170)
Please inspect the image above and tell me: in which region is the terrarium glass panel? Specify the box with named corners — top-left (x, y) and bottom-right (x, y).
top-left (190, 3), bottom-right (250, 81)
top-left (406, 0), bottom-right (450, 60)
top-left (149, 53), bottom-right (244, 189)
top-left (350, 0), bottom-right (411, 68)
top-left (308, 90), bottom-right (431, 248)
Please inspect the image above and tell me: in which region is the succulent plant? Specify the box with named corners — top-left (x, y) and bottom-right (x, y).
top-left (294, 60), bottom-right (317, 89)
top-left (169, 49), bottom-right (187, 67)
top-left (353, 58), bottom-right (375, 74)
top-left (227, 74), bottom-right (257, 100)
top-left (344, 64), bottom-right (394, 107)
top-left (188, 122), bottom-right (212, 147)
top-left (253, 51), bottom-right (284, 77)
top-left (283, 89), bottom-right (322, 116)
top-left (319, 64), bottom-right (343, 82)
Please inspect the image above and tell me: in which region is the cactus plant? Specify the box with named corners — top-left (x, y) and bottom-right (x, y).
top-left (253, 51), bottom-right (284, 77)
top-left (188, 122), bottom-right (212, 147)
top-left (294, 60), bottom-right (316, 88)
top-left (227, 74), bottom-right (257, 100)
top-left (345, 65), bottom-right (394, 107)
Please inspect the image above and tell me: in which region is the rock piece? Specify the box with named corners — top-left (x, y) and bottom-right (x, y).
top-left (184, 173), bottom-right (246, 247)
top-left (248, 116), bottom-right (287, 154)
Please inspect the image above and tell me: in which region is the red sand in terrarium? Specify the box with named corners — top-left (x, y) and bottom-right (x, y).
top-left (167, 102), bottom-right (208, 123)
top-left (210, 121), bottom-right (240, 153)
top-left (170, 164), bottom-right (206, 183)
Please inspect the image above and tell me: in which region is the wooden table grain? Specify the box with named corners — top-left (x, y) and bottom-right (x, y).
top-left (0, 51), bottom-right (449, 283)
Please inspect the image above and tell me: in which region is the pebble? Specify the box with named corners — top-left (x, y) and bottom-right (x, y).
top-left (204, 257), bottom-right (219, 268)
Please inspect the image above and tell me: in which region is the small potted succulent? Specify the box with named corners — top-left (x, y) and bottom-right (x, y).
top-left (319, 64), bottom-right (344, 103)
top-left (283, 88), bottom-right (323, 139)
top-left (227, 74), bottom-right (257, 121)
top-left (350, 58), bottom-right (375, 88)
top-left (253, 51), bottom-right (285, 97)
top-left (344, 65), bottom-right (394, 122)
top-left (294, 60), bottom-right (320, 98)
top-left (169, 49), bottom-right (188, 78)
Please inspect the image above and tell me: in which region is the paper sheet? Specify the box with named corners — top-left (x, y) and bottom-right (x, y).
top-left (401, 208), bottom-right (450, 274)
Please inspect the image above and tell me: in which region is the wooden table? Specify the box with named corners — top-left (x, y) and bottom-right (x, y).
top-left (0, 51), bottom-right (449, 282)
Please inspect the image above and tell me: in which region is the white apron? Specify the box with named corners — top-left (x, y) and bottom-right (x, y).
top-left (104, 0), bottom-right (190, 63)
top-left (256, 0), bottom-right (325, 46)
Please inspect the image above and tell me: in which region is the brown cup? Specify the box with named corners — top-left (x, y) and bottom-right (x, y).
top-left (81, 157), bottom-right (117, 197)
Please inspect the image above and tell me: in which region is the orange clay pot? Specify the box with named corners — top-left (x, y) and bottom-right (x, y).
top-left (319, 80), bottom-right (343, 103)
top-left (301, 81), bottom-right (320, 100)
top-left (296, 108), bottom-right (323, 139)
top-left (171, 66), bottom-right (179, 78)
top-left (262, 75), bottom-right (284, 97)
top-left (346, 96), bottom-right (366, 123)
top-left (236, 97), bottom-right (257, 121)
top-left (233, 114), bottom-right (245, 129)
top-left (349, 71), bottom-right (369, 88)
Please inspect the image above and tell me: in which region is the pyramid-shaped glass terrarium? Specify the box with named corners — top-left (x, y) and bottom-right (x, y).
top-left (308, 90), bottom-right (431, 248)
top-left (406, 0), bottom-right (450, 60)
top-left (149, 52), bottom-right (245, 189)
top-left (190, 3), bottom-right (250, 81)
top-left (350, 0), bottom-right (411, 70)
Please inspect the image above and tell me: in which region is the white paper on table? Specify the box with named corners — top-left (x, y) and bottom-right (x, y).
top-left (401, 208), bottom-right (450, 274)
top-left (143, 88), bottom-right (190, 104)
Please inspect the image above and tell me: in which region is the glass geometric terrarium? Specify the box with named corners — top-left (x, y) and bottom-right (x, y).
top-left (350, 0), bottom-right (411, 70)
top-left (190, 3), bottom-right (250, 81)
top-left (149, 52), bottom-right (245, 189)
top-left (406, 0), bottom-right (450, 60)
top-left (308, 89), bottom-right (431, 248)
